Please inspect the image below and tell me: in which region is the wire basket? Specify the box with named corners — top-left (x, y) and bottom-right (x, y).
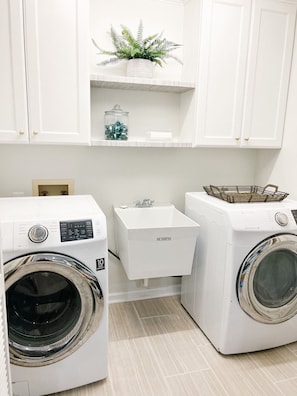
top-left (203, 184), bottom-right (289, 203)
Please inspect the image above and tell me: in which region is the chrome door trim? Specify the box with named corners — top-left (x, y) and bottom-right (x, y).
top-left (237, 234), bottom-right (297, 324)
top-left (5, 252), bottom-right (104, 367)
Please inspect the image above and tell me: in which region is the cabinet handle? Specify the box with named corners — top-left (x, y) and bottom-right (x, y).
top-left (18, 130), bottom-right (25, 135)
top-left (32, 130), bottom-right (39, 135)
top-left (235, 137), bottom-right (240, 141)
top-left (244, 137), bottom-right (249, 141)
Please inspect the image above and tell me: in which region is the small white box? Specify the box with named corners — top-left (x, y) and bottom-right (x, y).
top-left (147, 130), bottom-right (173, 140)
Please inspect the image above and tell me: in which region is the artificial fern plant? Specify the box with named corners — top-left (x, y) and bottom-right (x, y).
top-left (92, 20), bottom-right (182, 67)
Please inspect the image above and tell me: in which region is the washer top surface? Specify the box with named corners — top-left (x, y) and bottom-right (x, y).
top-left (0, 195), bottom-right (107, 254)
top-left (0, 195), bottom-right (103, 221)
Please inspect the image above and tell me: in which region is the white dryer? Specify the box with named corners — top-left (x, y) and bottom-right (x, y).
top-left (0, 195), bottom-right (108, 396)
top-left (181, 192), bottom-right (297, 355)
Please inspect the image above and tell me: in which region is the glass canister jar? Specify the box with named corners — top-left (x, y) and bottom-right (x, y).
top-left (104, 104), bottom-right (129, 140)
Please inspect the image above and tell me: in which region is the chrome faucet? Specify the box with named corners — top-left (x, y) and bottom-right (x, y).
top-left (135, 198), bottom-right (154, 208)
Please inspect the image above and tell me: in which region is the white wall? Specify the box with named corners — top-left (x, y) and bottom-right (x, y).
top-left (255, 26), bottom-right (297, 199)
top-left (0, 145), bottom-right (256, 300)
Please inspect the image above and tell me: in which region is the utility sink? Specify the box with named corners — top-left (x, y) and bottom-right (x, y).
top-left (113, 204), bottom-right (200, 280)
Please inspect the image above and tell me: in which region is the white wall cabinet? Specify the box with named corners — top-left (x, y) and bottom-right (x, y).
top-left (0, 0), bottom-right (90, 145)
top-left (90, 0), bottom-right (296, 149)
top-left (194, 0), bottom-right (297, 148)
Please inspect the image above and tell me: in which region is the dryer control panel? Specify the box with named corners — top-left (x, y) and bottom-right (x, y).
top-left (291, 210), bottom-right (297, 225)
top-left (275, 212), bottom-right (289, 226)
top-left (60, 219), bottom-right (94, 242)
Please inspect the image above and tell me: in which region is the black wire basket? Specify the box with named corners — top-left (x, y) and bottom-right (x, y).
top-left (203, 184), bottom-right (289, 203)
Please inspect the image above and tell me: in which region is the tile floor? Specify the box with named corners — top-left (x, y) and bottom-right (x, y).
top-left (52, 296), bottom-right (297, 396)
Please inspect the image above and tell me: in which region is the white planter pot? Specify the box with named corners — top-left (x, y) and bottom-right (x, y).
top-left (126, 59), bottom-right (154, 78)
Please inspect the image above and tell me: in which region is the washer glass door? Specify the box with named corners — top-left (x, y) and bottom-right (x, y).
top-left (5, 253), bottom-right (104, 367)
top-left (237, 234), bottom-right (297, 324)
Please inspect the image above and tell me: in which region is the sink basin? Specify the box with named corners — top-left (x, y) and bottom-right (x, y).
top-left (113, 204), bottom-right (199, 280)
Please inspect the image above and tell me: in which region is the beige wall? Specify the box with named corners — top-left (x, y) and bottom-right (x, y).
top-left (0, 145), bottom-right (256, 300)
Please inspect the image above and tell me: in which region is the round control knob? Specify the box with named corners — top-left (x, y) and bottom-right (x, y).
top-left (275, 212), bottom-right (289, 227)
top-left (28, 225), bottom-right (49, 243)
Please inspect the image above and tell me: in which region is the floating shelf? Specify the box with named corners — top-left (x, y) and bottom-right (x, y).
top-left (91, 138), bottom-right (192, 148)
top-left (90, 74), bottom-right (196, 93)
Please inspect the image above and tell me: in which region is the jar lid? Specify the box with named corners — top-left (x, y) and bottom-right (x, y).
top-left (105, 104), bottom-right (129, 115)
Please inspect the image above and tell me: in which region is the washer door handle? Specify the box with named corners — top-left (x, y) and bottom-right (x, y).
top-left (4, 253), bottom-right (104, 367)
top-left (237, 233), bottom-right (297, 324)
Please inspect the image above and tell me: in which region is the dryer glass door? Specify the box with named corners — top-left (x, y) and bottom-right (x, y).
top-left (4, 253), bottom-right (104, 367)
top-left (237, 234), bottom-right (297, 324)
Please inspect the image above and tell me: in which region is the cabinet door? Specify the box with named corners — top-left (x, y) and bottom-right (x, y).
top-left (194, 0), bottom-right (252, 147)
top-left (0, 0), bottom-right (29, 143)
top-left (241, 0), bottom-right (296, 148)
top-left (24, 0), bottom-right (90, 144)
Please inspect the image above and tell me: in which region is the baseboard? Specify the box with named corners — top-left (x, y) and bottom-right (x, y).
top-left (109, 284), bottom-right (181, 304)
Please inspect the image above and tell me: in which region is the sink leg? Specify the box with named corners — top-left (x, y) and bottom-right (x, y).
top-left (142, 278), bottom-right (149, 288)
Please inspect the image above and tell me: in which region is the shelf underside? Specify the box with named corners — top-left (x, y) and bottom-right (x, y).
top-left (91, 138), bottom-right (192, 148)
top-left (90, 74), bottom-right (195, 93)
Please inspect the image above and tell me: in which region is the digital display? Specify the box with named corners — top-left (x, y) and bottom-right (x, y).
top-left (60, 220), bottom-right (93, 242)
top-left (291, 210), bottom-right (297, 225)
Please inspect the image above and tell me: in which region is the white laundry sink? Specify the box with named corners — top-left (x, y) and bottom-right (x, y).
top-left (113, 204), bottom-right (199, 280)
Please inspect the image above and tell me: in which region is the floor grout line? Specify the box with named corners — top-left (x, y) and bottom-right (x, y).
top-left (51, 296), bottom-right (297, 396)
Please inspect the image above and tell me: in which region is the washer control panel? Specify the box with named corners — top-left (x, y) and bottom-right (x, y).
top-left (28, 224), bottom-right (49, 243)
top-left (7, 217), bottom-right (101, 251)
top-left (60, 219), bottom-right (93, 242)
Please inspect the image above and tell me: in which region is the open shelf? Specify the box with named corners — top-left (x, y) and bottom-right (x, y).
top-left (90, 73), bottom-right (196, 147)
top-left (90, 74), bottom-right (196, 93)
top-left (91, 137), bottom-right (192, 148)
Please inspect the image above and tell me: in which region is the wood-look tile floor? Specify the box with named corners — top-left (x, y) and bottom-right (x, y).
top-left (52, 296), bottom-right (297, 396)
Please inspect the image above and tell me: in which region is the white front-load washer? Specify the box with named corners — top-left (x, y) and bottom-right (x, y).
top-left (181, 192), bottom-right (297, 355)
top-left (0, 195), bottom-right (108, 396)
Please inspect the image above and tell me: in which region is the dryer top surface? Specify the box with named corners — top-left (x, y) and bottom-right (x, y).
top-left (186, 192), bottom-right (297, 233)
top-left (186, 192), bottom-right (297, 211)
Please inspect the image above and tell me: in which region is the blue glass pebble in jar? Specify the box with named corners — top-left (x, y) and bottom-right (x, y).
top-left (104, 104), bottom-right (129, 140)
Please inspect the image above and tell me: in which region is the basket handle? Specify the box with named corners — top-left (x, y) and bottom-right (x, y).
top-left (209, 185), bottom-right (227, 200)
top-left (263, 184), bottom-right (278, 194)
top-left (209, 185), bottom-right (221, 195)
